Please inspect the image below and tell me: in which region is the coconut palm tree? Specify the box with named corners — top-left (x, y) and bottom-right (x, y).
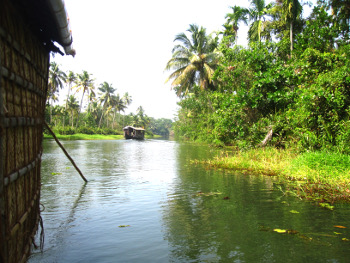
top-left (279, 0), bottom-right (302, 54)
top-left (65, 71), bottom-right (76, 110)
top-left (75, 70), bottom-right (94, 127)
top-left (62, 71), bottom-right (76, 128)
top-left (248, 0), bottom-right (273, 43)
top-left (121, 92), bottom-right (132, 127)
top-left (98, 82), bottom-right (116, 128)
top-left (224, 6), bottom-right (249, 44)
top-left (66, 95), bottom-right (79, 128)
top-left (109, 94), bottom-right (126, 129)
top-left (48, 62), bottom-right (66, 124)
top-left (165, 24), bottom-right (220, 97)
top-left (123, 92), bottom-right (132, 108)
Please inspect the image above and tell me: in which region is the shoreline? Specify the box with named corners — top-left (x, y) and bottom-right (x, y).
top-left (43, 133), bottom-right (163, 140)
top-left (194, 147), bottom-right (350, 208)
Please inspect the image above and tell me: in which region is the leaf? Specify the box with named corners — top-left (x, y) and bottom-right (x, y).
top-left (334, 225), bottom-right (347, 229)
top-left (51, 172), bottom-right (62, 175)
top-left (118, 225), bottom-right (130, 228)
top-left (289, 210), bottom-right (300, 214)
top-left (274, 229), bottom-right (287, 233)
top-left (334, 232), bottom-right (342, 235)
top-left (342, 238), bottom-right (349, 242)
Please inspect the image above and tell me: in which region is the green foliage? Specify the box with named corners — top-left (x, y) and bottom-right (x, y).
top-left (149, 118), bottom-right (173, 136)
top-left (173, 1), bottom-right (350, 153)
top-left (56, 126), bottom-right (76, 135)
top-left (77, 126), bottom-right (95, 135)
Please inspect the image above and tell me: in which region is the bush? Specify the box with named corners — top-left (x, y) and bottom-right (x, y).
top-left (77, 126), bottom-right (96, 135)
top-left (56, 126), bottom-right (76, 135)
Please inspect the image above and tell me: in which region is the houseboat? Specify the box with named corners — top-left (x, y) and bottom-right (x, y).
top-left (123, 126), bottom-right (145, 140)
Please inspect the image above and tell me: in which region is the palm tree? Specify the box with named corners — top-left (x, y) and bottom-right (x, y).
top-left (62, 71), bottom-right (76, 128)
top-left (110, 94), bottom-right (126, 129)
top-left (224, 6), bottom-right (249, 45)
top-left (165, 24), bottom-right (220, 97)
top-left (65, 71), bottom-right (76, 110)
top-left (122, 92), bottom-right (132, 127)
top-left (66, 95), bottom-right (79, 128)
top-left (279, 0), bottom-right (302, 54)
top-left (133, 106), bottom-right (149, 128)
top-left (75, 70), bottom-right (94, 127)
top-left (123, 92), bottom-right (132, 108)
top-left (98, 82), bottom-right (116, 128)
top-left (48, 62), bottom-right (66, 123)
top-left (248, 0), bottom-right (273, 43)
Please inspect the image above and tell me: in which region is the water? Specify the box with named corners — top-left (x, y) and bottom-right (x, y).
top-left (29, 139), bottom-right (350, 263)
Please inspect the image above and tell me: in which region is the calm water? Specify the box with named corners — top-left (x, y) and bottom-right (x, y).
top-left (29, 139), bottom-right (350, 263)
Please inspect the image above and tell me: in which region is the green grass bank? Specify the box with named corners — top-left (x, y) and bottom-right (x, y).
top-left (43, 133), bottom-right (162, 140)
top-left (195, 148), bottom-right (350, 206)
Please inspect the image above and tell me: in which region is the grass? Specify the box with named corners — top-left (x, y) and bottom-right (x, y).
top-left (195, 147), bottom-right (350, 204)
top-left (44, 133), bottom-right (124, 140)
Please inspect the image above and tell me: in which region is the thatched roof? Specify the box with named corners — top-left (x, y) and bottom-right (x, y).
top-left (11, 0), bottom-right (75, 56)
top-left (123, 126), bottom-right (145, 131)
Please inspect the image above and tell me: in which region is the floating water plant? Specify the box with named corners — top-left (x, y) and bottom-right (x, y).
top-left (334, 225), bottom-right (347, 229)
top-left (274, 229), bottom-right (287, 233)
top-left (319, 203), bottom-right (334, 210)
top-left (196, 191), bottom-right (222, 197)
top-left (289, 210), bottom-right (300, 214)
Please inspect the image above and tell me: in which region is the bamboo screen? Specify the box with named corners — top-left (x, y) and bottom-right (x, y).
top-left (0, 1), bottom-right (49, 262)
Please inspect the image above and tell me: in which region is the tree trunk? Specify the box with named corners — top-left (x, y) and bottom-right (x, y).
top-left (76, 90), bottom-right (85, 128)
top-left (259, 129), bottom-right (273, 147)
top-left (290, 21), bottom-right (293, 56)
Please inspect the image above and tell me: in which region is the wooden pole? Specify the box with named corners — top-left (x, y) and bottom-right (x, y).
top-left (44, 122), bottom-right (88, 183)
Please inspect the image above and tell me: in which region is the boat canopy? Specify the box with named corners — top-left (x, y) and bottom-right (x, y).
top-left (123, 126), bottom-right (145, 131)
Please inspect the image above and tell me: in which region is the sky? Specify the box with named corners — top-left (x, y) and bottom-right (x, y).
top-left (52, 0), bottom-right (257, 120)
top-left (53, 0), bottom-right (312, 120)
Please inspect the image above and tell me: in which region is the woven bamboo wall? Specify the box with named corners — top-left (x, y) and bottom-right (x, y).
top-left (0, 1), bottom-right (49, 262)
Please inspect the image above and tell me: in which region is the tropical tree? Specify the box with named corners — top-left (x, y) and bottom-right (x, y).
top-left (75, 70), bottom-right (94, 126)
top-left (123, 92), bottom-right (132, 108)
top-left (48, 62), bottom-right (66, 123)
top-left (278, 0), bottom-right (302, 54)
top-left (121, 92), bottom-right (132, 127)
top-left (132, 106), bottom-right (150, 128)
top-left (224, 6), bottom-right (249, 45)
top-left (248, 0), bottom-right (273, 43)
top-left (165, 24), bottom-right (220, 97)
top-left (65, 71), bottom-right (76, 110)
top-left (98, 82), bottom-right (116, 128)
top-left (66, 95), bottom-right (79, 128)
top-left (329, 0), bottom-right (350, 43)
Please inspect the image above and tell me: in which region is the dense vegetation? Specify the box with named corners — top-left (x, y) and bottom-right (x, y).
top-left (46, 65), bottom-right (173, 137)
top-left (168, 0), bottom-right (350, 153)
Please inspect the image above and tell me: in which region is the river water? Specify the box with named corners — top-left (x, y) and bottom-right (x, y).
top-left (29, 139), bottom-right (350, 263)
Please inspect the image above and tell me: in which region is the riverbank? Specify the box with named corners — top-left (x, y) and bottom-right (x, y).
top-left (195, 147), bottom-right (350, 206)
top-left (43, 133), bottom-right (162, 140)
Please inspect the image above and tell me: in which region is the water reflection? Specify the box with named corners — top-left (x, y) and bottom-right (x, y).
top-left (29, 140), bottom-right (350, 263)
